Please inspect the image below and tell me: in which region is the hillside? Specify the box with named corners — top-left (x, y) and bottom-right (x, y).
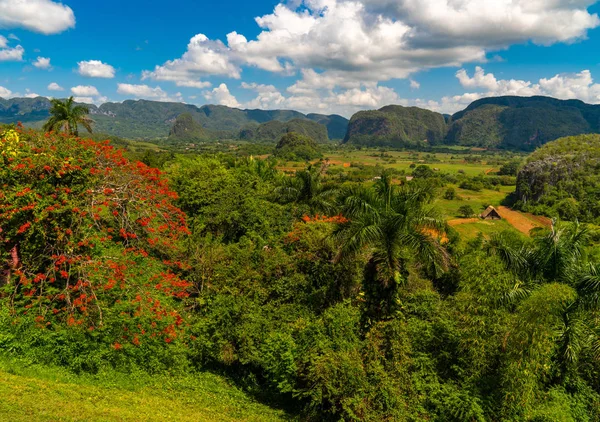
top-left (0, 97), bottom-right (347, 141)
top-left (169, 112), bottom-right (208, 142)
top-left (514, 133), bottom-right (600, 222)
top-left (343, 105), bottom-right (447, 147)
top-left (447, 96), bottom-right (600, 150)
top-left (238, 118), bottom-right (328, 143)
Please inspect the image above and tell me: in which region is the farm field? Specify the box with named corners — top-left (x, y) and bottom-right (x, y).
top-left (435, 185), bottom-right (551, 239)
top-left (0, 357), bottom-right (289, 422)
top-left (277, 149), bottom-right (519, 176)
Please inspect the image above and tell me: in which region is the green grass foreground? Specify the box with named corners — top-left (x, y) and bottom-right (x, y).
top-left (0, 356), bottom-right (290, 422)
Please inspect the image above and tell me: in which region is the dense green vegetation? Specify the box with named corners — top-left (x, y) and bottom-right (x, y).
top-left (344, 105), bottom-right (447, 147)
top-left (0, 97), bottom-right (347, 142)
top-left (239, 119), bottom-right (329, 143)
top-left (514, 134), bottom-right (600, 223)
top-left (447, 96), bottom-right (600, 150)
top-left (169, 112), bottom-right (208, 142)
top-left (1, 125), bottom-right (600, 421)
top-left (273, 132), bottom-right (322, 161)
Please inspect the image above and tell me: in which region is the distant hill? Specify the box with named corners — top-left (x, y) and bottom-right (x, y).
top-left (343, 96), bottom-right (600, 151)
top-left (343, 105), bottom-right (447, 147)
top-left (0, 97), bottom-right (348, 141)
top-left (446, 96), bottom-right (600, 150)
top-left (514, 134), bottom-right (600, 222)
top-left (169, 113), bottom-right (208, 142)
top-left (238, 118), bottom-right (329, 143)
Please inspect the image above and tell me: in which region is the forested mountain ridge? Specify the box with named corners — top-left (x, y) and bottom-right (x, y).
top-left (4, 95), bottom-right (600, 149)
top-left (343, 105), bottom-right (447, 147)
top-left (446, 96), bottom-right (600, 149)
top-left (344, 96), bottom-right (600, 150)
top-left (514, 133), bottom-right (600, 222)
top-left (0, 97), bottom-right (347, 140)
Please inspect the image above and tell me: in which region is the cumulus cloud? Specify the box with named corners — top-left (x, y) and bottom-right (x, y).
top-left (47, 82), bottom-right (63, 91)
top-left (145, 0), bottom-right (599, 92)
top-left (71, 85), bottom-right (100, 97)
top-left (0, 44), bottom-right (24, 61)
top-left (0, 85), bottom-right (12, 98)
top-left (434, 67), bottom-right (600, 113)
top-left (0, 35), bottom-right (7, 48)
top-left (0, 0), bottom-right (75, 34)
top-left (33, 56), bottom-right (51, 69)
top-left (77, 60), bottom-right (116, 78)
top-left (70, 85), bottom-right (107, 104)
top-left (142, 34), bottom-right (238, 87)
top-left (117, 83), bottom-right (183, 102)
top-left (410, 79), bottom-right (420, 89)
top-left (203, 83), bottom-right (241, 107)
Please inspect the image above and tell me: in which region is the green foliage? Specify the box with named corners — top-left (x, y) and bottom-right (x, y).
top-left (344, 105), bottom-right (447, 147)
top-left (515, 134), bottom-right (600, 223)
top-left (43, 96), bottom-right (93, 136)
top-left (242, 119), bottom-right (329, 144)
top-left (448, 96), bottom-right (600, 150)
top-left (168, 113), bottom-right (208, 142)
top-left (274, 132), bottom-right (322, 161)
top-left (458, 205), bottom-right (475, 218)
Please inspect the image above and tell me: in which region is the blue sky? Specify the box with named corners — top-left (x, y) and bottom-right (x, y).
top-left (1, 0), bottom-right (600, 116)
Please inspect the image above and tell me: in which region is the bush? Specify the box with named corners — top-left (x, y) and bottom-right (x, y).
top-left (458, 205), bottom-right (475, 218)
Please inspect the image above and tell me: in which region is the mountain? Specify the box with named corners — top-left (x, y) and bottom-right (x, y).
top-left (169, 113), bottom-right (208, 142)
top-left (343, 96), bottom-right (600, 151)
top-left (343, 105), bottom-right (447, 147)
top-left (514, 134), bottom-right (600, 222)
top-left (446, 96), bottom-right (600, 150)
top-left (238, 118), bottom-right (329, 143)
top-left (0, 97), bottom-right (348, 141)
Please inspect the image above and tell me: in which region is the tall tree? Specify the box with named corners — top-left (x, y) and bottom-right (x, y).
top-left (43, 96), bottom-right (94, 136)
top-left (334, 172), bottom-right (448, 322)
top-left (274, 165), bottom-right (338, 215)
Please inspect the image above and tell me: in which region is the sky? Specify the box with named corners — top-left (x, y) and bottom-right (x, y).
top-left (1, 0), bottom-right (600, 117)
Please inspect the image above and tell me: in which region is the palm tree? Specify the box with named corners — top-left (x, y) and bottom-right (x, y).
top-left (334, 172), bottom-right (448, 322)
top-left (43, 97), bottom-right (93, 136)
top-left (273, 165), bottom-right (338, 215)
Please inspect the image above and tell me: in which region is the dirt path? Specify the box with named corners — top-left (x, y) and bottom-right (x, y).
top-left (485, 168), bottom-right (498, 175)
top-left (448, 218), bottom-right (480, 226)
top-left (447, 208), bottom-right (552, 236)
top-left (496, 206), bottom-right (551, 235)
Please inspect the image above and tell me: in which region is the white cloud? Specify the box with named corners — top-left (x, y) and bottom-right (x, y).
top-left (70, 85), bottom-right (107, 104)
top-left (71, 85), bottom-right (100, 97)
top-left (8, 33), bottom-right (18, 40)
top-left (77, 60), bottom-right (115, 78)
top-left (117, 83), bottom-right (183, 102)
top-left (203, 83), bottom-right (241, 107)
top-left (0, 85), bottom-right (12, 97)
top-left (0, 35), bottom-right (7, 48)
top-left (47, 82), bottom-right (63, 91)
top-left (160, 0), bottom-right (598, 89)
top-left (0, 44), bottom-right (24, 61)
top-left (434, 67), bottom-right (600, 113)
top-left (32, 56), bottom-right (51, 69)
top-left (23, 89), bottom-right (39, 98)
top-left (142, 34), bottom-right (238, 87)
top-left (410, 79), bottom-right (420, 89)
top-left (0, 0), bottom-right (75, 34)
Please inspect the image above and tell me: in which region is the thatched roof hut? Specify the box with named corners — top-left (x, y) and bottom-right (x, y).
top-left (481, 206), bottom-right (502, 220)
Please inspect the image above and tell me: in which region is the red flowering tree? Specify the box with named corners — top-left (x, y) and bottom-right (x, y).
top-left (0, 126), bottom-right (192, 350)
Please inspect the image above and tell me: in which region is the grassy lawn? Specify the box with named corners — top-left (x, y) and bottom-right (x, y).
top-left (0, 356), bottom-right (291, 422)
top-left (435, 185), bottom-right (514, 219)
top-left (450, 219), bottom-right (519, 240)
top-left (277, 149), bottom-right (514, 177)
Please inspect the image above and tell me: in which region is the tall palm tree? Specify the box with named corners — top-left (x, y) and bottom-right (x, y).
top-left (334, 172), bottom-right (448, 322)
top-left (274, 165), bottom-right (338, 214)
top-left (43, 97), bottom-right (93, 136)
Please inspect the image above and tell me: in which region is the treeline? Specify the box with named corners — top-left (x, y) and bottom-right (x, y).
top-left (1, 127), bottom-right (599, 420)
